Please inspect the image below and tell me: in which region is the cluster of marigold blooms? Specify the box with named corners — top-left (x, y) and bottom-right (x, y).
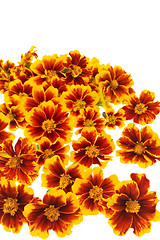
top-left (0, 46), bottom-right (160, 238)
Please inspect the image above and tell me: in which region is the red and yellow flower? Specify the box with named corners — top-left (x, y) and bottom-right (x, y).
top-left (24, 101), bottom-right (72, 143)
top-left (104, 108), bottom-right (125, 130)
top-left (23, 189), bottom-right (83, 238)
top-left (63, 50), bottom-right (91, 85)
top-left (61, 85), bottom-right (99, 116)
top-left (116, 123), bottom-right (160, 168)
top-left (0, 60), bottom-right (15, 94)
top-left (74, 107), bottom-right (106, 135)
top-left (36, 137), bottom-right (70, 166)
top-left (0, 137), bottom-right (39, 185)
top-left (72, 167), bottom-right (118, 215)
top-left (106, 173), bottom-right (160, 236)
top-left (0, 177), bottom-right (35, 233)
top-left (30, 55), bottom-right (64, 87)
top-left (0, 112), bottom-right (14, 144)
top-left (24, 85), bottom-right (59, 112)
top-left (71, 128), bottom-right (115, 168)
top-left (96, 64), bottom-right (134, 104)
top-left (4, 79), bottom-right (33, 105)
top-left (18, 46), bottom-right (38, 67)
top-left (0, 98), bottom-right (27, 130)
top-left (122, 90), bottom-right (160, 125)
top-left (41, 155), bottom-right (83, 193)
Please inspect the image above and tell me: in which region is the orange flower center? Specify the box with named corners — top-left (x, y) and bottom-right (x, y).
top-left (42, 119), bottom-right (56, 133)
top-left (134, 142), bottom-right (146, 155)
top-left (106, 115), bottom-right (116, 125)
top-left (3, 197), bottom-right (19, 216)
top-left (84, 119), bottom-right (94, 127)
top-left (134, 103), bottom-right (148, 115)
top-left (19, 92), bottom-right (28, 99)
top-left (71, 65), bottom-right (82, 78)
top-left (89, 186), bottom-right (103, 201)
top-left (44, 205), bottom-right (60, 222)
top-left (85, 145), bottom-right (99, 158)
top-left (6, 112), bottom-right (15, 122)
top-left (59, 174), bottom-right (72, 189)
top-left (73, 99), bottom-right (86, 112)
top-left (110, 80), bottom-right (118, 90)
top-left (6, 156), bottom-right (23, 169)
top-left (45, 69), bottom-right (57, 79)
top-left (44, 149), bottom-right (54, 158)
top-left (125, 198), bottom-right (140, 213)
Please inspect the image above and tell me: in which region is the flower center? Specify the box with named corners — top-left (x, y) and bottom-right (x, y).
top-left (89, 186), bottom-right (103, 201)
top-left (85, 145), bottom-right (99, 158)
top-left (19, 92), bottom-right (28, 99)
top-left (71, 65), bottom-right (82, 78)
top-left (59, 174), bottom-right (72, 189)
top-left (106, 115), bottom-right (116, 125)
top-left (42, 119), bottom-right (56, 133)
top-left (44, 205), bottom-right (60, 222)
top-left (84, 119), bottom-right (94, 127)
top-left (6, 112), bottom-right (15, 121)
top-left (134, 103), bottom-right (148, 115)
top-left (6, 156), bottom-right (23, 169)
top-left (125, 198), bottom-right (140, 213)
top-left (3, 197), bottom-right (19, 216)
top-left (73, 99), bottom-right (86, 112)
top-left (45, 69), bottom-right (57, 79)
top-left (44, 149), bottom-right (54, 159)
top-left (134, 142), bottom-right (146, 155)
top-left (110, 80), bottom-right (118, 90)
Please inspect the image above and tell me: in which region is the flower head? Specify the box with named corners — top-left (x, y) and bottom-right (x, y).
top-left (106, 173), bottom-right (160, 236)
top-left (122, 90), bottom-right (160, 125)
top-left (0, 137), bottom-right (39, 185)
top-left (96, 64), bottom-right (134, 104)
top-left (36, 137), bottom-right (70, 166)
top-left (61, 85), bottom-right (99, 117)
top-left (24, 101), bottom-right (72, 143)
top-left (72, 167), bottom-right (118, 215)
top-left (0, 178), bottom-right (35, 233)
top-left (41, 155), bottom-right (83, 193)
top-left (71, 128), bottom-right (115, 168)
top-left (116, 123), bottom-right (160, 168)
top-left (23, 189), bottom-right (83, 238)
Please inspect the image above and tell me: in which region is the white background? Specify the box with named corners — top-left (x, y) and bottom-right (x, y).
top-left (0, 0), bottom-right (160, 239)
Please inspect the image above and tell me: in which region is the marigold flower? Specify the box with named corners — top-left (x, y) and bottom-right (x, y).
top-left (106, 173), bottom-right (160, 236)
top-left (24, 85), bottom-right (59, 112)
top-left (41, 155), bottom-right (83, 193)
top-left (122, 90), bottom-right (160, 125)
top-left (104, 108), bottom-right (125, 130)
top-left (23, 189), bottom-right (83, 238)
top-left (72, 167), bottom-right (118, 215)
top-left (63, 50), bottom-right (91, 85)
top-left (18, 46), bottom-right (38, 67)
top-left (71, 128), bottom-right (115, 168)
top-left (61, 85), bottom-right (99, 116)
top-left (96, 64), bottom-right (134, 104)
top-left (0, 177), bottom-right (35, 233)
top-left (0, 112), bottom-right (15, 144)
top-left (13, 65), bottom-right (34, 84)
top-left (36, 137), bottom-right (70, 166)
top-left (0, 137), bottom-right (39, 185)
top-left (74, 107), bottom-right (106, 135)
top-left (24, 101), bottom-right (72, 143)
top-left (4, 79), bottom-right (33, 105)
top-left (30, 55), bottom-right (64, 87)
top-left (116, 123), bottom-right (160, 168)
top-left (0, 98), bottom-right (27, 130)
